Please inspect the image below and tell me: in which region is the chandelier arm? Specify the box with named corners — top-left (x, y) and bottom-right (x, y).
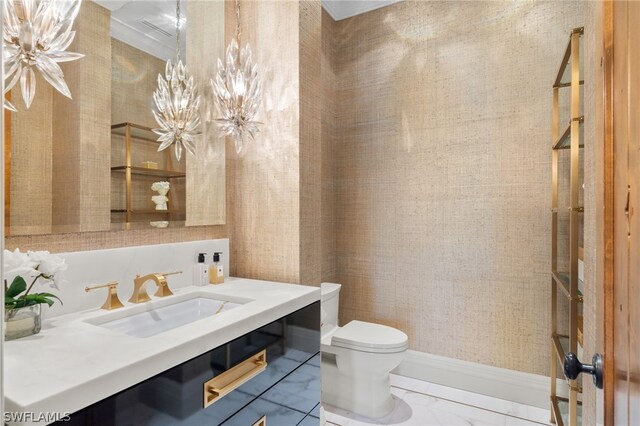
top-left (175, 0), bottom-right (181, 61)
top-left (236, 0), bottom-right (241, 47)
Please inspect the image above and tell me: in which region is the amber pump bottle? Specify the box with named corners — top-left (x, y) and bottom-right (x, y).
top-left (209, 252), bottom-right (224, 284)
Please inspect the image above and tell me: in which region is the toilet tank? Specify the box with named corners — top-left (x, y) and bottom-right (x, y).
top-left (321, 282), bottom-right (341, 327)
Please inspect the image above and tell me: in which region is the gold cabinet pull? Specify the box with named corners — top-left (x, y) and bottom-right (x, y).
top-left (203, 350), bottom-right (267, 408)
top-left (253, 416), bottom-right (266, 426)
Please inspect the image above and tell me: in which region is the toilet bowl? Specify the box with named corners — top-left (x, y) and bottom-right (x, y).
top-left (320, 283), bottom-right (408, 419)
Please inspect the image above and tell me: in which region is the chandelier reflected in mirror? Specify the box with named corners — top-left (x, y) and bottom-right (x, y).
top-left (3, 0), bottom-right (85, 111)
top-left (211, 0), bottom-right (262, 155)
top-left (152, 0), bottom-right (201, 162)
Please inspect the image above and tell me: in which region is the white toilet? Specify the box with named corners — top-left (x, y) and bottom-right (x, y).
top-left (320, 282), bottom-right (408, 418)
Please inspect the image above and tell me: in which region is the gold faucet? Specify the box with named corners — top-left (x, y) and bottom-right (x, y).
top-left (85, 281), bottom-right (124, 310)
top-left (129, 271), bottom-right (182, 304)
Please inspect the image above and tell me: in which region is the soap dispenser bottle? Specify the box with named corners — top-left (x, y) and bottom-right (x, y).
top-left (209, 252), bottom-right (224, 284)
top-left (193, 253), bottom-right (208, 286)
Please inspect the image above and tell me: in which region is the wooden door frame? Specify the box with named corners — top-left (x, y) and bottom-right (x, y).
top-left (598, 0), bottom-right (640, 424)
top-left (602, 1), bottom-right (614, 424)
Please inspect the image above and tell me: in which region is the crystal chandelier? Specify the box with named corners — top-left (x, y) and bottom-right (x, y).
top-left (152, 0), bottom-right (201, 162)
top-left (3, 0), bottom-right (84, 110)
top-left (211, 0), bottom-right (262, 154)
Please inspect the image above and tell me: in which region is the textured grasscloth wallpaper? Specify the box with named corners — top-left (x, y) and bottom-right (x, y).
top-left (326, 1), bottom-right (585, 376)
top-left (111, 39), bottom-right (164, 128)
top-left (9, 1), bottom-right (111, 235)
top-left (299, 1), bottom-right (323, 286)
top-left (185, 1), bottom-right (226, 227)
top-left (321, 9), bottom-right (337, 283)
top-left (227, 0), bottom-right (322, 285)
top-left (52, 1), bottom-right (111, 233)
top-left (9, 77), bottom-right (53, 233)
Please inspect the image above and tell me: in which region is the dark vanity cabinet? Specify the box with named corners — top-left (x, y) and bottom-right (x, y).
top-left (61, 302), bottom-right (320, 426)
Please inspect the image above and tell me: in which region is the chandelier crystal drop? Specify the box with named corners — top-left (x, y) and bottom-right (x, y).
top-left (3, 0), bottom-right (85, 110)
top-left (152, 0), bottom-right (201, 162)
top-left (211, 0), bottom-right (262, 154)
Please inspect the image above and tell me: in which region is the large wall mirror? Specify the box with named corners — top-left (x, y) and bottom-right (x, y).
top-left (3, 0), bottom-right (225, 236)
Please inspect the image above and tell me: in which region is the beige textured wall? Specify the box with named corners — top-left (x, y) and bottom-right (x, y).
top-left (299, 1), bottom-right (322, 285)
top-left (185, 1), bottom-right (226, 227)
top-left (321, 9), bottom-right (337, 282)
top-left (228, 0), bottom-right (321, 285)
top-left (330, 0), bottom-right (584, 376)
top-left (227, 0), bottom-right (299, 282)
top-left (52, 1), bottom-right (111, 232)
top-left (9, 78), bottom-right (53, 234)
top-left (8, 2), bottom-right (111, 235)
top-left (111, 39), bottom-right (163, 128)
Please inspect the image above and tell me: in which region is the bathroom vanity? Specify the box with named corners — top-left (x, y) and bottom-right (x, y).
top-left (3, 278), bottom-right (320, 426)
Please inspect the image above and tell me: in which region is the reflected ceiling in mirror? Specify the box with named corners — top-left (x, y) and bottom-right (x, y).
top-left (94, 0), bottom-right (187, 61)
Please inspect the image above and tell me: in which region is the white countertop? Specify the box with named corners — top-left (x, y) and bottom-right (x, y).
top-left (3, 277), bottom-right (320, 422)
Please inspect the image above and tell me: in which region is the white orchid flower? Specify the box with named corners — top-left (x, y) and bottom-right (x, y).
top-left (3, 248), bottom-right (39, 284)
top-left (27, 250), bottom-right (68, 290)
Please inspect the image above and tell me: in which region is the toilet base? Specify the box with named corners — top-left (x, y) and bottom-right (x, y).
top-left (321, 353), bottom-right (395, 419)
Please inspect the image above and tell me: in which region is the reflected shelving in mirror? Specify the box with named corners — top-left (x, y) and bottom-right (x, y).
top-left (111, 166), bottom-right (186, 179)
top-left (111, 122), bottom-right (186, 224)
top-left (111, 122), bottom-right (160, 143)
top-left (110, 209), bottom-right (185, 214)
top-left (109, 221), bottom-right (186, 231)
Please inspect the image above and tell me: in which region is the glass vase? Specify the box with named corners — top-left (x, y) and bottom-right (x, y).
top-left (4, 304), bottom-right (42, 341)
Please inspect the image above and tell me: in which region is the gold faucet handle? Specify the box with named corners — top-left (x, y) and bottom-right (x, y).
top-left (158, 271), bottom-right (183, 278)
top-left (85, 281), bottom-right (124, 310)
top-left (154, 271), bottom-right (182, 298)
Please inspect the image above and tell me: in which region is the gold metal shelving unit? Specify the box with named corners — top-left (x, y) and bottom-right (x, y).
top-left (550, 27), bottom-right (584, 426)
top-left (110, 122), bottom-right (186, 223)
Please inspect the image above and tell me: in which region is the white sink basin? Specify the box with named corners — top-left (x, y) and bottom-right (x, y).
top-left (85, 294), bottom-right (246, 338)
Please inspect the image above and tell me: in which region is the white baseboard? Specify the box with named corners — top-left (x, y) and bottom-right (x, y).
top-left (392, 350), bottom-right (568, 409)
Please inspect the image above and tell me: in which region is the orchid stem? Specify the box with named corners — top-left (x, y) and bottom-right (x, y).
top-left (23, 275), bottom-right (41, 298)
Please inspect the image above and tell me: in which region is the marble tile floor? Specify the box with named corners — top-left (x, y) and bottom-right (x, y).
top-left (324, 374), bottom-right (551, 426)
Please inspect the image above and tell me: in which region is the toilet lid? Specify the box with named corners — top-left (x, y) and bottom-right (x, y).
top-left (331, 321), bottom-right (408, 353)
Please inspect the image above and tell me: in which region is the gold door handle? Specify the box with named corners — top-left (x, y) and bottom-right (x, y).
top-left (203, 350), bottom-right (267, 408)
